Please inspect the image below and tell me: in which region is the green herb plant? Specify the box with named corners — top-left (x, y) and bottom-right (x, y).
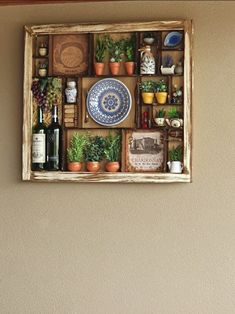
top-left (105, 35), bottom-right (124, 62)
top-left (169, 145), bottom-right (183, 161)
top-left (124, 35), bottom-right (135, 62)
top-left (67, 133), bottom-right (88, 162)
top-left (104, 133), bottom-right (121, 162)
top-left (95, 35), bottom-right (106, 63)
top-left (84, 135), bottom-right (106, 162)
top-left (156, 108), bottom-right (166, 118)
top-left (168, 107), bottom-right (180, 119)
top-left (139, 80), bottom-right (155, 93)
top-left (154, 80), bottom-right (167, 93)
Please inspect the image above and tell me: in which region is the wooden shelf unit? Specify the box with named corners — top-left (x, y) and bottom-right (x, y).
top-left (23, 20), bottom-right (193, 183)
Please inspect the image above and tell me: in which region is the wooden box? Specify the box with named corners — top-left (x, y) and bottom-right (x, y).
top-left (23, 20), bottom-right (192, 183)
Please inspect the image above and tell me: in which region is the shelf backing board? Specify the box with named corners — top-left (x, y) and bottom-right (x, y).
top-left (52, 34), bottom-right (89, 76)
top-left (23, 20), bottom-right (193, 183)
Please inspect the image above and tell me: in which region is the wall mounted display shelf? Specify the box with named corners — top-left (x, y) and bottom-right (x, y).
top-left (23, 20), bottom-right (192, 183)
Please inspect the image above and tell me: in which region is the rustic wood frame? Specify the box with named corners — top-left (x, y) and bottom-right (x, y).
top-left (23, 20), bottom-right (193, 183)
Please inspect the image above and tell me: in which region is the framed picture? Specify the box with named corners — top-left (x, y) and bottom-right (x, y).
top-left (125, 130), bottom-right (166, 172)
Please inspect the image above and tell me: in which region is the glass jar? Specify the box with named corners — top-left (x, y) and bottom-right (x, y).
top-left (38, 43), bottom-right (48, 57)
top-left (38, 63), bottom-right (47, 77)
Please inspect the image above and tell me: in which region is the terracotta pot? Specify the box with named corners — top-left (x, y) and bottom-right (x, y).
top-left (94, 62), bottom-right (105, 76)
top-left (105, 161), bottom-right (120, 172)
top-left (67, 162), bottom-right (82, 172)
top-left (124, 61), bottom-right (135, 75)
top-left (109, 62), bottom-right (120, 75)
top-left (86, 161), bottom-right (101, 172)
top-left (142, 92), bottom-right (154, 104)
top-left (155, 92), bottom-right (168, 104)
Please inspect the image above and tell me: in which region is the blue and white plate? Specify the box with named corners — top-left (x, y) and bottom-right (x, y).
top-left (86, 78), bottom-right (132, 126)
top-left (164, 31), bottom-right (183, 47)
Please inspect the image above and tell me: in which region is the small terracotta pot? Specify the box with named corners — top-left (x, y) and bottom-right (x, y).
top-left (67, 162), bottom-right (82, 172)
top-left (105, 161), bottom-right (120, 172)
top-left (94, 62), bottom-right (105, 76)
top-left (124, 62), bottom-right (135, 75)
top-left (142, 92), bottom-right (154, 104)
top-left (109, 62), bottom-right (120, 75)
top-left (86, 161), bottom-right (100, 172)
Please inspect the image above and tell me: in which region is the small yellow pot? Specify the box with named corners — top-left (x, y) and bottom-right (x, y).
top-left (155, 92), bottom-right (168, 105)
top-left (141, 92), bottom-right (154, 104)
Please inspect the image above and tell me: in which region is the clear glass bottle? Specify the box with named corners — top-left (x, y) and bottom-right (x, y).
top-left (46, 104), bottom-right (62, 171)
top-left (32, 106), bottom-right (47, 171)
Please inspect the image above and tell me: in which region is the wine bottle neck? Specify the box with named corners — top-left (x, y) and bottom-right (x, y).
top-left (37, 106), bottom-right (44, 124)
top-left (51, 105), bottom-right (58, 123)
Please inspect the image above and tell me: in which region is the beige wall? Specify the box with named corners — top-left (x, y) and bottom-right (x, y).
top-left (0, 1), bottom-right (234, 313)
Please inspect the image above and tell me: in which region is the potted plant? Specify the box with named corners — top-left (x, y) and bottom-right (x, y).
top-left (143, 31), bottom-right (155, 45)
top-left (104, 132), bottom-right (121, 172)
top-left (67, 133), bottom-right (87, 171)
top-left (123, 35), bottom-right (135, 75)
top-left (165, 107), bottom-right (183, 128)
top-left (105, 35), bottom-right (123, 75)
top-left (94, 35), bottom-right (106, 75)
top-left (167, 145), bottom-right (183, 173)
top-left (154, 79), bottom-right (168, 104)
top-left (161, 54), bottom-right (175, 75)
top-left (154, 108), bottom-right (166, 126)
top-left (84, 135), bottom-right (105, 172)
top-left (139, 80), bottom-right (155, 104)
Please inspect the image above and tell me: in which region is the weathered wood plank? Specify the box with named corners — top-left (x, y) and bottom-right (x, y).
top-left (183, 20), bottom-right (193, 181)
top-left (27, 21), bottom-right (185, 35)
top-left (22, 29), bottom-right (33, 181)
top-left (31, 171), bottom-right (191, 183)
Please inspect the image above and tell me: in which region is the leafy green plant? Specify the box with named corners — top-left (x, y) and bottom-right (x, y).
top-left (156, 108), bottom-right (166, 118)
top-left (84, 135), bottom-right (106, 162)
top-left (169, 145), bottom-right (183, 161)
top-left (168, 107), bottom-right (180, 119)
top-left (95, 35), bottom-right (106, 63)
top-left (67, 133), bottom-right (88, 162)
top-left (104, 132), bottom-right (121, 162)
top-left (105, 35), bottom-right (124, 62)
top-left (139, 80), bottom-right (155, 93)
top-left (154, 79), bottom-right (167, 92)
top-left (124, 35), bottom-right (135, 62)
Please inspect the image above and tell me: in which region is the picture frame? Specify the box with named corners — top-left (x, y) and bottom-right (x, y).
top-left (125, 129), bottom-right (166, 172)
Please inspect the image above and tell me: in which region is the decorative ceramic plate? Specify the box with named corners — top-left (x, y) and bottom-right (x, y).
top-left (164, 31), bottom-right (183, 47)
top-left (86, 78), bottom-right (132, 126)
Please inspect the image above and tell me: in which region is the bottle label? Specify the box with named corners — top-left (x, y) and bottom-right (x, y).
top-left (32, 134), bottom-right (46, 163)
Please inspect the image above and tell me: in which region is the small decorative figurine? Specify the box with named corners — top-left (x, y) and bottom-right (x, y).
top-left (65, 81), bottom-right (77, 103)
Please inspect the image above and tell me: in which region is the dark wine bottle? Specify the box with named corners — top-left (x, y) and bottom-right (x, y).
top-left (46, 103), bottom-right (62, 171)
top-left (32, 106), bottom-right (47, 171)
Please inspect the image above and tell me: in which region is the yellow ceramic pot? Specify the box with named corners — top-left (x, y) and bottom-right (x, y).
top-left (142, 92), bottom-right (154, 104)
top-left (155, 92), bottom-right (168, 104)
